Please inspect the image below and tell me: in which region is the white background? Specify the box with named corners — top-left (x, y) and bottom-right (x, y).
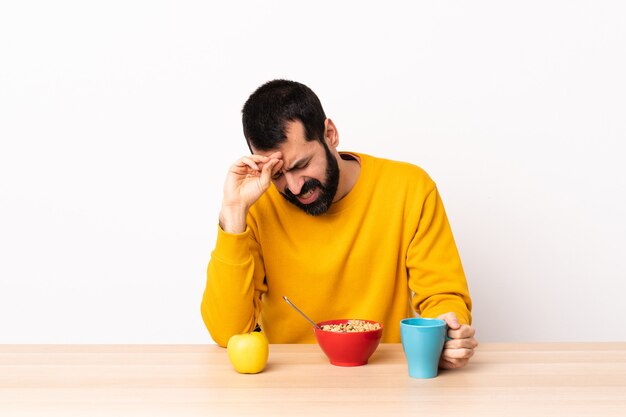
top-left (1, 1), bottom-right (625, 343)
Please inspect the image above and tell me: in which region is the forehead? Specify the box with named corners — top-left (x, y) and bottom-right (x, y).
top-left (254, 120), bottom-right (321, 161)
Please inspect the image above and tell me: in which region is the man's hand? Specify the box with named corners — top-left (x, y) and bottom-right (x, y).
top-left (219, 152), bottom-right (283, 233)
top-left (437, 312), bottom-right (478, 369)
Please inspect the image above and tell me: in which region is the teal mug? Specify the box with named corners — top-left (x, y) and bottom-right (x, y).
top-left (400, 318), bottom-right (448, 378)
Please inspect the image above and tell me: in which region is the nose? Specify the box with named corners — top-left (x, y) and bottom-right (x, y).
top-left (284, 172), bottom-right (304, 195)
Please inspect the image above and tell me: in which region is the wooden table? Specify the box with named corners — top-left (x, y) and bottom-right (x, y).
top-left (1, 343), bottom-right (625, 416)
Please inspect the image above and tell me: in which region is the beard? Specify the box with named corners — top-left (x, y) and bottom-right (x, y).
top-left (280, 142), bottom-right (340, 216)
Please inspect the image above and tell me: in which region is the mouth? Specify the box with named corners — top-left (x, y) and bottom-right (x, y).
top-left (296, 186), bottom-right (320, 205)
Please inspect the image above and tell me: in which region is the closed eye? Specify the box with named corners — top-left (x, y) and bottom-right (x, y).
top-left (273, 157), bottom-right (311, 180)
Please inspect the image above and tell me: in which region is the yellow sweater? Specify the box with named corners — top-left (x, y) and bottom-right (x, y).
top-left (202, 153), bottom-right (472, 347)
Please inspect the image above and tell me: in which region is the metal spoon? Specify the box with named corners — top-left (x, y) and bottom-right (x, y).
top-left (283, 296), bottom-right (322, 330)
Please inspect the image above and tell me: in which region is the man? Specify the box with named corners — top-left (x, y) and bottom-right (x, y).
top-left (202, 79), bottom-right (477, 369)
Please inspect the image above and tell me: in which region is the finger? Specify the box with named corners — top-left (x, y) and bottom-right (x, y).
top-left (444, 337), bottom-right (478, 350)
top-left (437, 312), bottom-right (461, 330)
top-left (234, 156), bottom-right (263, 171)
top-left (266, 151), bottom-right (282, 160)
top-left (442, 347), bottom-right (475, 360)
top-left (271, 159), bottom-right (284, 177)
top-left (439, 357), bottom-right (469, 370)
top-left (240, 153), bottom-right (275, 165)
top-left (258, 158), bottom-right (281, 189)
top-left (448, 324), bottom-right (476, 340)
top-left (257, 156), bottom-right (283, 174)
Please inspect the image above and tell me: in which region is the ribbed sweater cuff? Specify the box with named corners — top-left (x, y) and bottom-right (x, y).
top-left (212, 224), bottom-right (253, 265)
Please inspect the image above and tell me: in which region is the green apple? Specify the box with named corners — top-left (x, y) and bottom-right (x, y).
top-left (227, 332), bottom-right (269, 374)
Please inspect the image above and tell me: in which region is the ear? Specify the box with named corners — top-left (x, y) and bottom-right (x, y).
top-left (324, 118), bottom-right (339, 148)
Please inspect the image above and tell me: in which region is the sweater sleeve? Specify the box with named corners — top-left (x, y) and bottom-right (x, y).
top-left (200, 225), bottom-right (267, 347)
top-left (406, 186), bottom-right (473, 325)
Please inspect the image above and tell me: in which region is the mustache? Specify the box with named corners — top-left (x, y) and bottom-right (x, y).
top-left (284, 179), bottom-right (322, 199)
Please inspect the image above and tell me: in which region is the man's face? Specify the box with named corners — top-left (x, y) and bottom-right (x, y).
top-left (253, 120), bottom-right (339, 216)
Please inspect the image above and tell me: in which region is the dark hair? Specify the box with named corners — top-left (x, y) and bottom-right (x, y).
top-left (242, 79), bottom-right (327, 151)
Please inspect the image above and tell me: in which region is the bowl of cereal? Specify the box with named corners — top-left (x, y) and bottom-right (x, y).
top-left (314, 319), bottom-right (383, 366)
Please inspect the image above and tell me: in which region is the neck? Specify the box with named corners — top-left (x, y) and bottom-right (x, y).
top-left (333, 152), bottom-right (361, 202)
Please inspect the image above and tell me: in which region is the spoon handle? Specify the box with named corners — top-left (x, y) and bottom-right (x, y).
top-left (283, 296), bottom-right (322, 330)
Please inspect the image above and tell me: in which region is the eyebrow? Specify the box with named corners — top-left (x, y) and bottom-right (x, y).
top-left (283, 156), bottom-right (311, 172)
